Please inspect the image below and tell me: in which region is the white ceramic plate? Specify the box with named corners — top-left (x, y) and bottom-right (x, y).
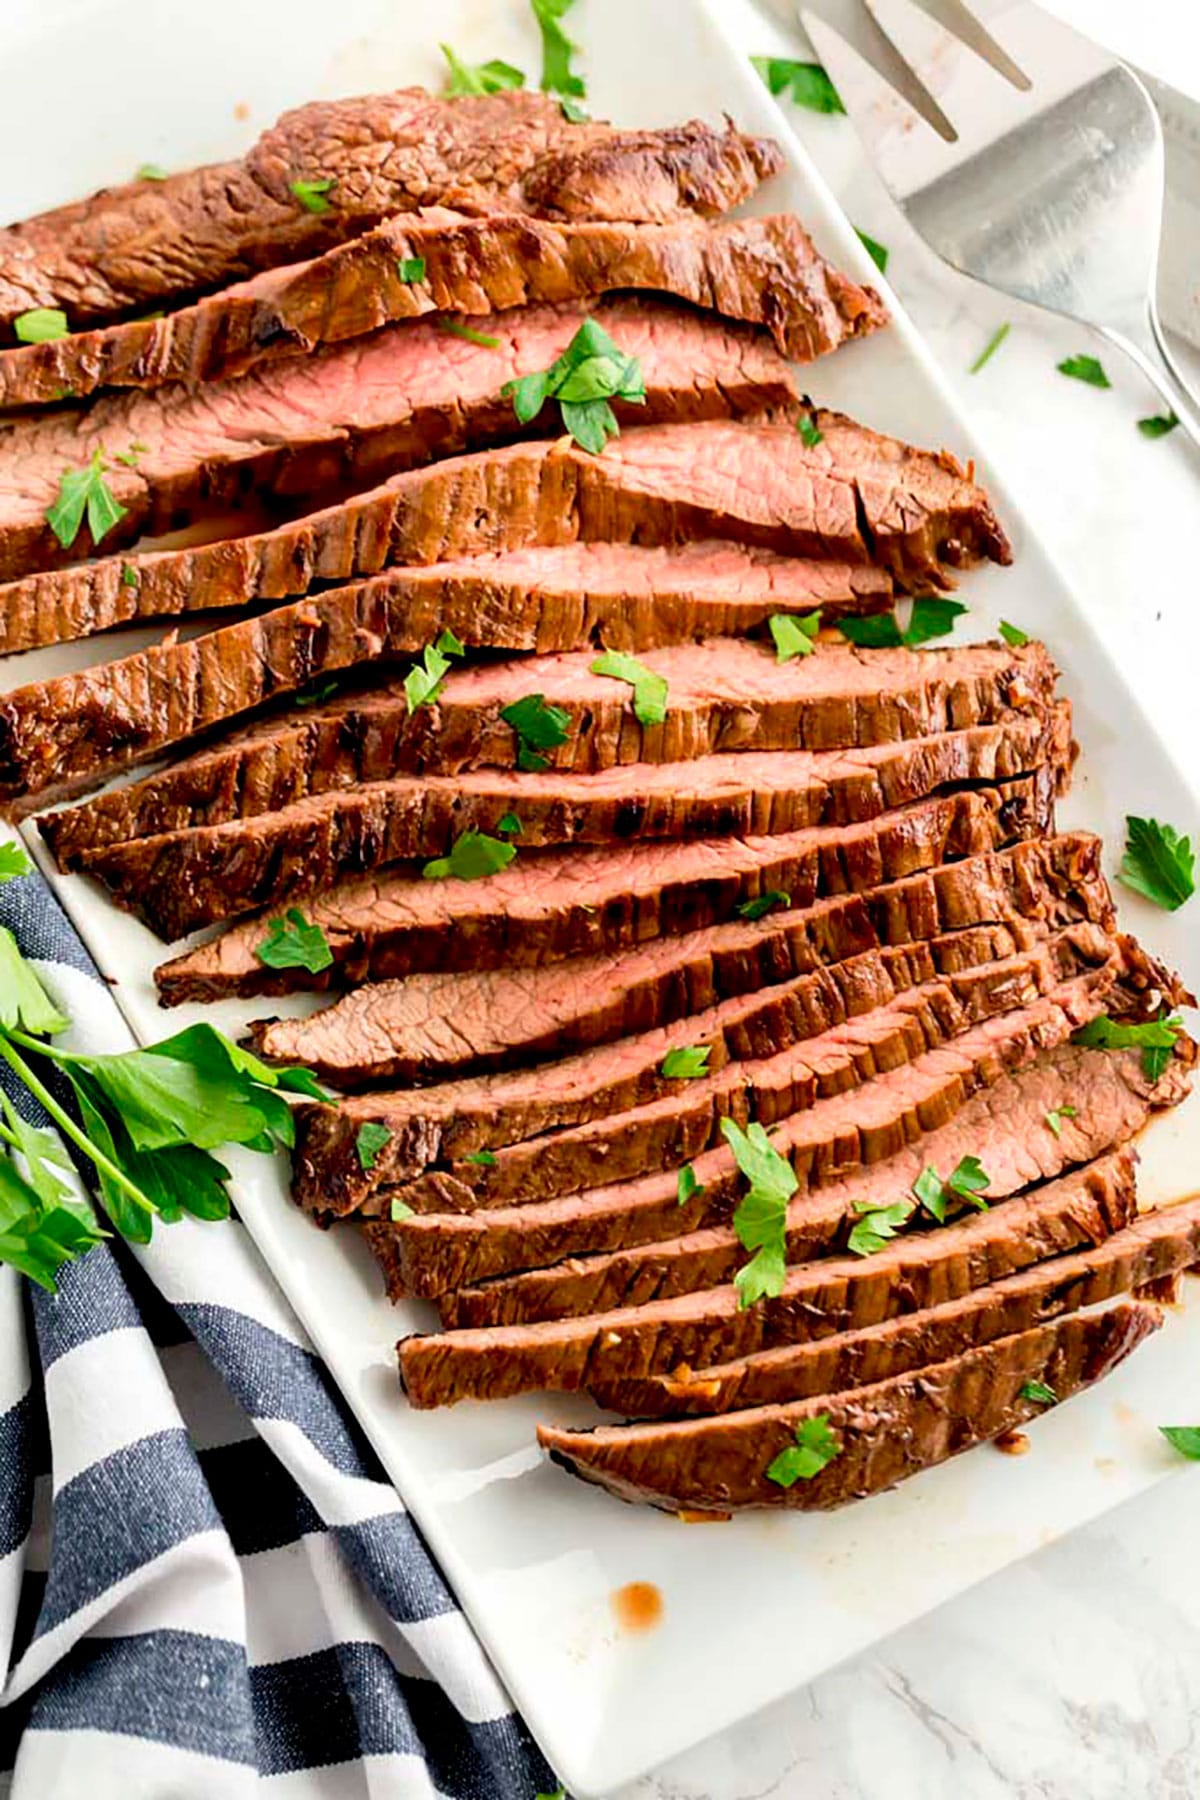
top-left (4, 1), bottom-right (1200, 1791)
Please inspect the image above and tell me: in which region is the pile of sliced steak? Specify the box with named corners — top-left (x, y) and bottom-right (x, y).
top-left (3, 84), bottom-right (1192, 1518)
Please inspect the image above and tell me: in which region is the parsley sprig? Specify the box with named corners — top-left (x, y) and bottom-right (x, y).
top-left (766, 1415), bottom-right (842, 1487)
top-left (423, 830), bottom-right (516, 882)
top-left (14, 308), bottom-right (69, 345)
top-left (769, 610), bottom-right (821, 662)
top-left (1118, 816), bottom-right (1195, 912)
top-left (500, 693), bottom-right (571, 771)
top-left (590, 651), bottom-right (667, 725)
top-left (0, 850), bottom-right (324, 1290)
top-left (839, 597), bottom-right (967, 650)
top-left (1072, 1012), bottom-right (1183, 1081)
top-left (532, 0), bottom-right (587, 117)
top-left (45, 449), bottom-right (127, 551)
top-left (405, 629), bottom-right (465, 712)
top-left (504, 317), bottom-right (645, 454)
top-left (256, 909), bottom-right (334, 975)
top-left (722, 1117), bottom-right (797, 1307)
top-left (751, 57), bottom-right (843, 113)
top-left (441, 44), bottom-right (526, 96)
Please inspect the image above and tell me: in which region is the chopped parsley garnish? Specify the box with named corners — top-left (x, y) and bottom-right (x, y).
top-left (255, 909), bottom-right (334, 974)
top-left (390, 1197), bottom-right (415, 1222)
top-left (1160, 1426), bottom-right (1200, 1460)
top-left (1138, 411), bottom-right (1179, 439)
top-left (590, 650), bottom-right (667, 725)
top-left (838, 597), bottom-right (967, 650)
top-left (677, 1163), bottom-right (705, 1206)
top-left (1021, 1380), bottom-right (1058, 1405)
top-left (438, 317), bottom-right (501, 347)
top-left (660, 1045), bottom-right (711, 1080)
top-left (1118, 816), bottom-right (1195, 912)
top-left (998, 619), bottom-right (1029, 648)
top-left (766, 1415), bottom-right (842, 1487)
top-left (404, 629), bottom-right (465, 712)
top-left (397, 257), bottom-right (427, 283)
top-left (1072, 1012), bottom-right (1183, 1081)
top-left (45, 449), bottom-right (127, 551)
top-left (768, 610), bottom-right (820, 662)
top-left (290, 177), bottom-right (335, 214)
top-left (114, 440), bottom-right (148, 467)
top-left (912, 1155), bottom-right (990, 1224)
top-left (1057, 353), bottom-right (1110, 388)
top-left (355, 1122), bottom-right (392, 1172)
top-left (0, 844), bottom-right (32, 882)
top-left (500, 692), bottom-right (571, 771)
top-left (750, 57), bottom-right (843, 113)
top-left (847, 1195), bottom-right (916, 1257)
top-left (136, 162), bottom-right (169, 181)
top-left (737, 890), bottom-right (791, 922)
top-left (496, 813), bottom-right (522, 837)
top-left (503, 316), bottom-right (645, 455)
top-left (532, 0), bottom-right (586, 109)
top-left (120, 563), bottom-right (139, 588)
top-left (464, 1148), bottom-right (497, 1167)
top-left (722, 1116), bottom-right (797, 1308)
top-left (796, 410), bottom-right (823, 447)
top-left (14, 308), bottom-right (69, 344)
top-left (1044, 1105), bottom-right (1077, 1139)
top-left (969, 322), bottom-right (1010, 373)
top-left (441, 44), bottom-right (526, 96)
top-left (855, 228), bottom-right (889, 274)
top-left (295, 678), bottom-right (340, 708)
top-left (423, 830), bottom-right (517, 882)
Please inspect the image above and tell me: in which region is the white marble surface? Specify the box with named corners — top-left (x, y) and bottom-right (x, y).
top-left (611, 5), bottom-right (1200, 1797)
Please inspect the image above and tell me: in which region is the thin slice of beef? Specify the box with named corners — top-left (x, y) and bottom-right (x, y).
top-left (154, 780), bottom-right (1056, 1005)
top-left (394, 1149), bottom-right (1140, 1406)
top-left (4, 548), bottom-right (890, 805)
top-left (0, 404), bottom-right (1003, 653)
top-left (43, 638), bottom-right (1054, 862)
top-left (536, 1304), bottom-right (1161, 1512)
top-left (0, 299), bottom-right (793, 581)
top-left (302, 920), bottom-right (1111, 1216)
top-left (247, 834), bottom-right (1111, 1086)
top-left (0, 211), bottom-right (884, 407)
top-left (0, 92), bottom-right (781, 336)
top-left (589, 1190), bottom-right (1200, 1415)
top-left (391, 969), bottom-right (1184, 1307)
top-left (78, 712), bottom-right (1064, 939)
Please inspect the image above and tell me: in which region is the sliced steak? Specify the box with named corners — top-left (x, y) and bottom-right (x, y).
top-left (247, 834), bottom-right (1111, 1086)
top-left (394, 1149), bottom-right (1140, 1405)
top-left (391, 971), bottom-right (1184, 1307)
top-left (0, 299), bottom-right (793, 581)
top-left (4, 548), bottom-right (889, 805)
top-left (79, 713), bottom-right (1064, 939)
top-left (0, 211), bottom-right (884, 407)
top-left (590, 1189), bottom-right (1200, 1415)
top-left (0, 92), bottom-right (781, 336)
top-left (43, 638), bottom-right (1054, 861)
top-left (154, 780), bottom-right (1056, 1005)
top-left (536, 1304), bottom-right (1162, 1512)
top-left (0, 405), bottom-right (1002, 653)
top-left (303, 920), bottom-right (1111, 1216)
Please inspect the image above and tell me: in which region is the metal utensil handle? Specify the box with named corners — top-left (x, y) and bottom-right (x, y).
top-left (1099, 310), bottom-right (1200, 454)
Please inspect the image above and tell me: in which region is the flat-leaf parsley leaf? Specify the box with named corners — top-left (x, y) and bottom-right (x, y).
top-left (45, 449), bottom-right (127, 551)
top-left (255, 910), bottom-right (334, 974)
top-left (590, 650), bottom-right (667, 725)
top-left (422, 830), bottom-right (516, 882)
top-left (766, 1414), bottom-right (841, 1486)
top-left (769, 610), bottom-right (821, 662)
top-left (750, 56), bottom-right (843, 113)
top-left (1118, 816), bottom-right (1195, 911)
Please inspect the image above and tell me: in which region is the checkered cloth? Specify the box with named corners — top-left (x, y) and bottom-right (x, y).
top-left (0, 860), bottom-right (555, 1798)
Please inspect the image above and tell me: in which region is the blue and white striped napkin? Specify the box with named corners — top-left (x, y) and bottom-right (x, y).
top-left (0, 862), bottom-right (555, 1798)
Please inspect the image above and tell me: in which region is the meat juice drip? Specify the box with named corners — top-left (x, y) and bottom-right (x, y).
top-left (611, 1581), bottom-right (664, 1633)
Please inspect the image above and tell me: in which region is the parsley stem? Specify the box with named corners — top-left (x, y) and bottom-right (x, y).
top-left (0, 1033), bottom-right (157, 1215)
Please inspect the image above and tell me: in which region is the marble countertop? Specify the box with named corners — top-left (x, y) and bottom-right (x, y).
top-left (614, 5), bottom-right (1200, 1796)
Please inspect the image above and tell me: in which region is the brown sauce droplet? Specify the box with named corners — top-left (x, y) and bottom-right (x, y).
top-left (611, 1581), bottom-right (663, 1633)
top-left (995, 1429), bottom-right (1030, 1456)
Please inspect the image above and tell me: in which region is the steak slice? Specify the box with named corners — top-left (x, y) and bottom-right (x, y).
top-left (394, 1149), bottom-right (1140, 1405)
top-left (303, 920), bottom-right (1111, 1216)
top-left (78, 713), bottom-right (1064, 939)
top-left (0, 298), bottom-right (792, 580)
top-left (247, 834), bottom-right (1111, 1086)
top-left (154, 780), bottom-right (1055, 1005)
top-left (0, 404), bottom-right (1002, 652)
top-left (43, 638), bottom-right (1053, 862)
top-left (590, 1189), bottom-right (1200, 1416)
top-left (0, 211), bottom-right (884, 408)
top-left (390, 967), bottom-right (1182, 1306)
top-left (0, 91), bottom-right (781, 335)
top-left (4, 547), bottom-right (888, 805)
top-left (536, 1304), bottom-right (1162, 1512)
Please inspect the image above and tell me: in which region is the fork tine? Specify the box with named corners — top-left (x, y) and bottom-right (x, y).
top-left (916, 0), bottom-right (1030, 90)
top-left (801, 11), bottom-right (965, 202)
top-left (799, 1), bottom-right (957, 141)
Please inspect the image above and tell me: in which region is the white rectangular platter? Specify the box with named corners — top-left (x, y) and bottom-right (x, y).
top-left (4, 0), bottom-right (1200, 1792)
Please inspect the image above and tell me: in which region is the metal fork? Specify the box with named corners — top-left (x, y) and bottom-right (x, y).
top-left (788, 0), bottom-right (1200, 449)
